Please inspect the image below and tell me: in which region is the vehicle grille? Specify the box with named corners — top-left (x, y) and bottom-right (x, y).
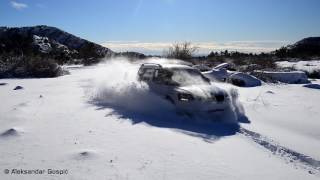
top-left (215, 94), bottom-right (225, 102)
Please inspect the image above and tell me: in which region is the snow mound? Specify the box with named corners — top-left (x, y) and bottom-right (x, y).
top-left (265, 90), bottom-right (275, 94)
top-left (214, 63), bottom-right (230, 70)
top-left (1, 128), bottom-right (20, 137)
top-left (277, 60), bottom-right (320, 72)
top-left (13, 86), bottom-right (23, 90)
top-left (203, 68), bottom-right (228, 82)
top-left (202, 63), bottom-right (262, 87)
top-left (256, 71), bottom-right (309, 84)
top-left (72, 150), bottom-right (99, 160)
top-left (228, 72), bottom-right (262, 87)
top-left (192, 64), bottom-right (211, 72)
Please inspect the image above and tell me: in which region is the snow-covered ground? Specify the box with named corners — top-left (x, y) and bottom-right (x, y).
top-left (1, 58), bottom-right (320, 180)
top-left (277, 60), bottom-right (320, 72)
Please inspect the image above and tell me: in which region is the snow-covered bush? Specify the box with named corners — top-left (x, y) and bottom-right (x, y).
top-left (27, 56), bottom-right (63, 77)
top-left (0, 55), bottom-right (63, 78)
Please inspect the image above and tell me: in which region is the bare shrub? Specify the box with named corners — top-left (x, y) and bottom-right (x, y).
top-left (164, 42), bottom-right (198, 60)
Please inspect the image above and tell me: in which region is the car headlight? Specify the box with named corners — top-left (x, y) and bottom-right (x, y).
top-left (210, 92), bottom-right (227, 102)
top-left (224, 93), bottom-right (230, 99)
top-left (177, 93), bottom-right (194, 102)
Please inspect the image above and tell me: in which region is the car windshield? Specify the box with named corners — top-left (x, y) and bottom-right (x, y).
top-left (170, 68), bottom-right (210, 86)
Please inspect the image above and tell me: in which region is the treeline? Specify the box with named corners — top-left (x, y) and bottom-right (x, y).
top-left (163, 42), bottom-right (277, 70)
top-left (195, 50), bottom-right (277, 70)
top-left (164, 41), bottom-right (320, 71)
top-left (274, 46), bottom-right (320, 59)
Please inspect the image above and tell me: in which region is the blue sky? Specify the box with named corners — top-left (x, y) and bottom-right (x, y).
top-left (1, 0), bottom-right (320, 54)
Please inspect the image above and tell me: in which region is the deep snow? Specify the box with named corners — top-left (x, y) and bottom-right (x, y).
top-left (255, 70), bottom-right (309, 84)
top-left (0, 58), bottom-right (320, 180)
top-left (277, 60), bottom-right (320, 72)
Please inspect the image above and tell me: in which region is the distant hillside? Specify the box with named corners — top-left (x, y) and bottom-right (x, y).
top-left (275, 37), bottom-right (320, 58)
top-left (0, 25), bottom-right (117, 78)
top-left (0, 25), bottom-right (114, 64)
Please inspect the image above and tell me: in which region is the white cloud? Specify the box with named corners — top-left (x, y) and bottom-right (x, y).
top-left (101, 40), bottom-right (289, 55)
top-left (10, 1), bottom-right (28, 10)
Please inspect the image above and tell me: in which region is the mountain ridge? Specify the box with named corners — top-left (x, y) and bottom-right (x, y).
top-left (0, 25), bottom-right (114, 64)
top-left (275, 36), bottom-right (320, 58)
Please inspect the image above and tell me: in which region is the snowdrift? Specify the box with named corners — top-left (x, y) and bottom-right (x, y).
top-left (202, 68), bottom-right (228, 82)
top-left (202, 63), bottom-right (262, 87)
top-left (227, 72), bottom-right (262, 87)
top-left (192, 64), bottom-right (211, 72)
top-left (276, 60), bottom-right (320, 72)
top-left (255, 71), bottom-right (309, 84)
top-left (214, 63), bottom-right (230, 70)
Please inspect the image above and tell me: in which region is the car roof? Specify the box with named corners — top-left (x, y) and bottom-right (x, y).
top-left (140, 63), bottom-right (162, 68)
top-left (140, 63), bottom-right (195, 70)
top-left (161, 64), bottom-right (194, 70)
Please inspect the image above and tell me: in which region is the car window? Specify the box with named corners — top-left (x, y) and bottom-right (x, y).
top-left (154, 69), bottom-right (178, 86)
top-left (138, 68), bottom-right (156, 81)
top-left (154, 69), bottom-right (171, 82)
top-left (171, 68), bottom-right (210, 86)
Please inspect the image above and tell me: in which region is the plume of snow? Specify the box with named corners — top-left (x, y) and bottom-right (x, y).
top-left (85, 57), bottom-right (244, 124)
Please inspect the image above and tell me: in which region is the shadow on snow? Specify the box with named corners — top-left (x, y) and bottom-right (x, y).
top-left (91, 100), bottom-right (250, 143)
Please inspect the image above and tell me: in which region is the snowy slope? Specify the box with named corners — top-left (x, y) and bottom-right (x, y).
top-left (0, 25), bottom-right (114, 60)
top-left (0, 58), bottom-right (319, 180)
top-left (277, 60), bottom-right (320, 72)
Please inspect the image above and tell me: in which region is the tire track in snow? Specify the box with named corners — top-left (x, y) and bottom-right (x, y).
top-left (239, 127), bottom-right (320, 175)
